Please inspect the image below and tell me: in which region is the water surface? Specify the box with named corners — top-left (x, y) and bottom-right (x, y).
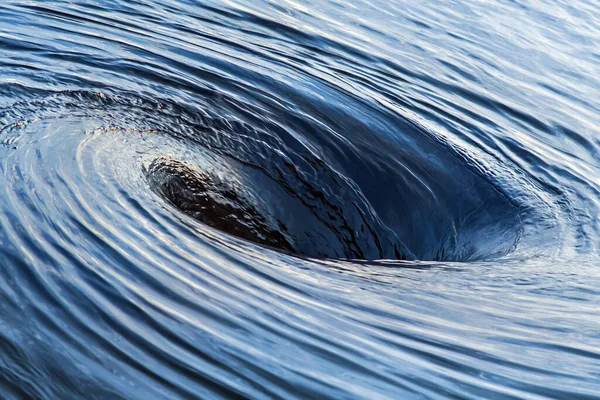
top-left (0, 0), bottom-right (599, 398)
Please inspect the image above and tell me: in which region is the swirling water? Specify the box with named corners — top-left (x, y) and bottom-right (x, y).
top-left (0, 0), bottom-right (599, 398)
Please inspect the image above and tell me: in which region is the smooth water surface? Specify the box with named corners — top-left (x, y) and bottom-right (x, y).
top-left (0, 0), bottom-right (599, 398)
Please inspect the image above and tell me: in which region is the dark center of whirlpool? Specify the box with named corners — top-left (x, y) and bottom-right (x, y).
top-left (140, 99), bottom-right (523, 261)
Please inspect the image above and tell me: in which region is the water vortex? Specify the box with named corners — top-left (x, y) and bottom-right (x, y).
top-left (1, 0), bottom-right (599, 398)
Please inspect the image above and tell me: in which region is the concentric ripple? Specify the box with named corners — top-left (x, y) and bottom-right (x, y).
top-left (1, 0), bottom-right (599, 399)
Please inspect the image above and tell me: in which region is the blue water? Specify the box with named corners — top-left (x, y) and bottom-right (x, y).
top-left (1, 0), bottom-right (599, 398)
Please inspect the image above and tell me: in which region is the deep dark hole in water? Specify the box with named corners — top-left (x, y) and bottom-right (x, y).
top-left (146, 143), bottom-right (522, 262)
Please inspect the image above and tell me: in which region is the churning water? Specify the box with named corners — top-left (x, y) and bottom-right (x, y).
top-left (0, 0), bottom-right (599, 398)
